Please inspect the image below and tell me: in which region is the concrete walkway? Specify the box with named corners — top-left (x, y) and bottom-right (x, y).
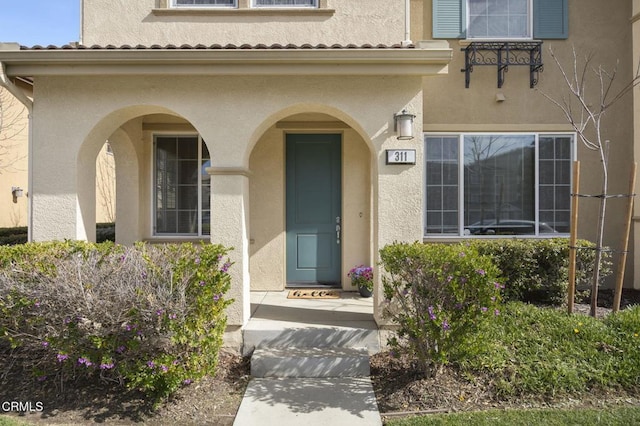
top-left (233, 291), bottom-right (383, 426)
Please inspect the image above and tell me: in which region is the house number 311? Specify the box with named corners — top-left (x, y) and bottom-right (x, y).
top-left (386, 149), bottom-right (416, 165)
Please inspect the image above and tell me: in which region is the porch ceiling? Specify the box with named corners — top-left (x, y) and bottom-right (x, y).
top-left (0, 41), bottom-right (452, 78)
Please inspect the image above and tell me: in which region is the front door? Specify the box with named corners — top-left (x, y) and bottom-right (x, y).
top-left (286, 134), bottom-right (342, 286)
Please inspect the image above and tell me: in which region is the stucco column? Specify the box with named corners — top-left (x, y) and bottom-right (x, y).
top-left (110, 129), bottom-right (143, 245)
top-left (207, 168), bottom-right (251, 327)
top-left (373, 108), bottom-right (424, 325)
top-left (30, 117), bottom-right (89, 242)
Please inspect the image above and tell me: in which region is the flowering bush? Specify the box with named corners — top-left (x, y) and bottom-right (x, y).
top-left (0, 241), bottom-right (233, 403)
top-left (380, 242), bottom-right (503, 376)
top-left (348, 265), bottom-right (373, 290)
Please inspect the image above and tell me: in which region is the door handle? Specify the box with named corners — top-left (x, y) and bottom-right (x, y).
top-left (336, 216), bottom-right (341, 245)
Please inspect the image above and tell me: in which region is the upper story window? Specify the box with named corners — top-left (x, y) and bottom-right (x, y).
top-left (253, 0), bottom-right (317, 7)
top-left (433, 0), bottom-right (568, 40)
top-left (468, 0), bottom-right (531, 39)
top-left (172, 0), bottom-right (236, 7)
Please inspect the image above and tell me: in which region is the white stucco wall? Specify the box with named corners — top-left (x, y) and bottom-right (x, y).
top-left (81, 0), bottom-right (406, 46)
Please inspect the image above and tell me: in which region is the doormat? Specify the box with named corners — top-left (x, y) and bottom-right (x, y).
top-left (287, 289), bottom-right (341, 299)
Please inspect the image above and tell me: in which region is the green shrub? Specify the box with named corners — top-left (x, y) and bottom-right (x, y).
top-left (380, 242), bottom-right (503, 376)
top-left (469, 238), bottom-right (611, 305)
top-left (0, 241), bottom-right (233, 403)
top-left (0, 224), bottom-right (115, 246)
top-left (0, 227), bottom-right (27, 246)
top-left (96, 223), bottom-right (115, 243)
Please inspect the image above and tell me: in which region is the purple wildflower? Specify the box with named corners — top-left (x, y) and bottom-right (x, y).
top-left (199, 280), bottom-right (206, 286)
top-left (481, 307), bottom-right (488, 312)
top-left (160, 365), bottom-right (168, 373)
top-left (56, 354), bottom-right (69, 362)
top-left (116, 346), bottom-right (126, 354)
top-left (213, 293), bottom-right (221, 302)
top-left (100, 363), bottom-right (115, 370)
top-left (427, 306), bottom-right (436, 321)
top-left (156, 309), bottom-right (163, 316)
top-left (442, 320), bottom-right (450, 331)
top-left (147, 361), bottom-right (155, 369)
top-left (34, 301), bottom-right (41, 308)
top-left (476, 269), bottom-right (486, 276)
top-left (494, 309), bottom-right (500, 316)
top-left (194, 258), bottom-right (201, 265)
top-left (78, 357), bottom-right (92, 367)
top-left (169, 313), bottom-right (177, 320)
top-left (220, 262), bottom-right (232, 273)
top-left (41, 341), bottom-right (49, 348)
top-left (183, 379), bottom-right (192, 385)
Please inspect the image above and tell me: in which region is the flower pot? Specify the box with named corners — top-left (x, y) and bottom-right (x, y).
top-left (358, 285), bottom-right (373, 298)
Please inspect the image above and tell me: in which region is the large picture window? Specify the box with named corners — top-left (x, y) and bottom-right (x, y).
top-left (468, 0), bottom-right (531, 39)
top-left (425, 133), bottom-right (573, 237)
top-left (154, 135), bottom-right (210, 236)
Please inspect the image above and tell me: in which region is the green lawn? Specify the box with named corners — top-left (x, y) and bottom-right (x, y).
top-left (0, 416), bottom-right (32, 426)
top-left (386, 406), bottom-right (640, 426)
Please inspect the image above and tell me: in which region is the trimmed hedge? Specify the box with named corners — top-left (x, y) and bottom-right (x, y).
top-left (0, 241), bottom-right (233, 403)
top-left (469, 238), bottom-right (611, 305)
top-left (0, 227), bottom-right (27, 246)
top-left (0, 223), bottom-right (115, 246)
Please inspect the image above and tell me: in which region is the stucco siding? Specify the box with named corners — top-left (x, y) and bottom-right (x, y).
top-left (82, 0), bottom-right (406, 47)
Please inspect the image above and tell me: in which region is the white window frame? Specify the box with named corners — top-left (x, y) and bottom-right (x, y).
top-left (466, 0), bottom-right (533, 40)
top-left (252, 0), bottom-right (317, 8)
top-left (152, 133), bottom-right (211, 238)
top-left (423, 132), bottom-right (576, 238)
top-left (171, 0), bottom-right (237, 8)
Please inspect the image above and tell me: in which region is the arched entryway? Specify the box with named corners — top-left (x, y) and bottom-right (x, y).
top-left (77, 107), bottom-right (211, 245)
top-left (248, 109), bottom-right (375, 292)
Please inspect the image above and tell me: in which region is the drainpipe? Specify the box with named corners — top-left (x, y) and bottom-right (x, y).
top-left (1, 61), bottom-right (34, 241)
top-left (402, 0), bottom-right (413, 47)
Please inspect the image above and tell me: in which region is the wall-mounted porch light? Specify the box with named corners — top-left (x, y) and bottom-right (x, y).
top-left (11, 186), bottom-right (24, 203)
top-left (394, 109), bottom-right (416, 140)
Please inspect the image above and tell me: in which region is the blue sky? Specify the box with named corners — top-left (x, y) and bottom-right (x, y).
top-left (0, 1), bottom-right (80, 46)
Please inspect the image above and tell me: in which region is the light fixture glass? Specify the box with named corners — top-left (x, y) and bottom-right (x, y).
top-left (394, 109), bottom-right (416, 140)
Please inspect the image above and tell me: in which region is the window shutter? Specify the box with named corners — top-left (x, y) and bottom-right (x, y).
top-left (433, 0), bottom-right (465, 39)
top-left (533, 0), bottom-right (568, 39)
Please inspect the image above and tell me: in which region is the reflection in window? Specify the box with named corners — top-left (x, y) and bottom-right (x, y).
top-left (425, 133), bottom-right (573, 237)
top-left (155, 136), bottom-right (211, 236)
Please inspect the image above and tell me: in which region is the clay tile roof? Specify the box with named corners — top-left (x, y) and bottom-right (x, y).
top-left (19, 42), bottom-right (414, 51)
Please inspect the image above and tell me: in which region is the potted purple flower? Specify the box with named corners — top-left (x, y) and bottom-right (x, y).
top-left (348, 265), bottom-right (373, 298)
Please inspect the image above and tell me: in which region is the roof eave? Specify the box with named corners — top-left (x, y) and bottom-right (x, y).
top-left (0, 46), bottom-right (453, 77)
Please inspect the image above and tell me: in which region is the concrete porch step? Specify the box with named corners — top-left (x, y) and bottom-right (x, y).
top-left (243, 324), bottom-right (381, 356)
top-left (251, 347), bottom-right (370, 378)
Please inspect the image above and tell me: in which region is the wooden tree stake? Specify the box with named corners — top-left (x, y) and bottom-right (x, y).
top-left (568, 161), bottom-right (580, 314)
top-left (613, 162), bottom-right (637, 313)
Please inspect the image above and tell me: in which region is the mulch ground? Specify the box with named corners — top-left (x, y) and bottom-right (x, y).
top-left (2, 289), bottom-right (639, 424)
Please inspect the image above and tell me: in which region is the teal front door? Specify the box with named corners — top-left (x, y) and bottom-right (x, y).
top-left (286, 134), bottom-right (342, 286)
